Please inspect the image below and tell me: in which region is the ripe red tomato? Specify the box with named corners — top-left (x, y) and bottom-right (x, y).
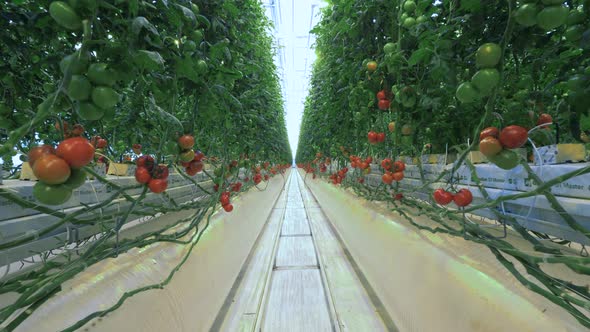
top-left (382, 172), bottom-right (394, 184)
top-left (178, 135), bottom-right (195, 149)
top-left (376, 90), bottom-right (387, 100)
top-left (433, 189), bottom-right (453, 205)
top-left (537, 113), bottom-right (552, 128)
top-left (393, 193), bottom-right (403, 200)
top-left (71, 124), bottom-right (84, 136)
top-left (194, 151), bottom-right (205, 162)
top-left (479, 127), bottom-right (499, 141)
top-left (56, 137), bottom-right (95, 168)
top-left (135, 166), bottom-right (152, 184)
top-left (153, 165), bottom-right (169, 179)
top-left (264, 174), bottom-right (269, 181)
top-left (186, 167), bottom-right (198, 176)
top-left (96, 138), bottom-right (107, 148)
top-left (136, 155), bottom-right (155, 170)
top-left (28, 145), bottom-right (56, 167)
top-left (368, 131), bottom-right (377, 143)
top-left (220, 192), bottom-right (230, 206)
top-left (393, 161), bottom-right (405, 172)
top-left (223, 204), bottom-right (234, 212)
top-left (392, 171), bottom-right (404, 181)
top-left (381, 158), bottom-right (393, 170)
top-left (33, 154), bottom-right (71, 185)
top-left (453, 189), bottom-right (473, 207)
top-left (148, 179), bottom-right (168, 193)
top-left (189, 160), bottom-right (203, 173)
top-left (499, 125), bottom-right (528, 149)
top-left (479, 136), bottom-right (503, 157)
top-left (253, 174), bottom-right (262, 184)
top-left (378, 99), bottom-right (391, 110)
top-left (55, 137), bottom-right (94, 168)
top-left (377, 132), bottom-right (385, 142)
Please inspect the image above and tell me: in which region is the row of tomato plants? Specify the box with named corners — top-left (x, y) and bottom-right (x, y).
top-left (297, 0), bottom-right (590, 328)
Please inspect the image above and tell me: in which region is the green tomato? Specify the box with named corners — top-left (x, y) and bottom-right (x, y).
top-left (63, 169), bottom-right (87, 189)
top-left (67, 75), bottom-right (92, 101)
top-left (87, 63), bottom-right (117, 86)
top-left (488, 149), bottom-right (520, 170)
top-left (456, 82), bottom-right (480, 103)
top-left (403, 0), bottom-right (416, 13)
top-left (471, 68), bottom-right (500, 96)
top-left (77, 102), bottom-right (104, 121)
top-left (565, 25), bottom-right (585, 42)
top-left (514, 4), bottom-right (538, 27)
top-left (566, 9), bottom-right (586, 26)
top-left (403, 17), bottom-right (416, 28)
top-left (91, 87), bottom-right (119, 109)
top-left (475, 43), bottom-right (501, 68)
top-left (49, 1), bottom-right (82, 30)
top-left (33, 182), bottom-right (73, 205)
top-left (383, 42), bottom-right (397, 54)
top-left (60, 51), bottom-right (89, 75)
top-left (536, 6), bottom-right (568, 31)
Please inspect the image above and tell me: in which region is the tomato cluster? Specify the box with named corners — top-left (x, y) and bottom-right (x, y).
top-left (180, 150), bottom-right (205, 176)
top-left (350, 155), bottom-right (372, 173)
top-left (514, 1), bottom-right (578, 32)
top-left (433, 188), bottom-right (473, 207)
top-left (29, 137), bottom-right (95, 205)
top-left (456, 43), bottom-right (501, 103)
top-left (380, 159), bottom-right (405, 185)
top-left (219, 191), bottom-right (234, 212)
top-left (367, 131), bottom-right (386, 144)
top-left (134, 155), bottom-right (169, 194)
top-left (479, 125), bottom-right (528, 170)
top-left (329, 167), bottom-right (349, 185)
top-left (376, 89), bottom-right (393, 110)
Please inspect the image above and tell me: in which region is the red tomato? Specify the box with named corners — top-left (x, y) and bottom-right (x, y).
top-left (153, 165), bottom-right (169, 179)
top-left (365, 156), bottom-right (373, 164)
top-left (479, 137), bottom-right (503, 157)
top-left (223, 204), bottom-right (234, 212)
top-left (96, 138), bottom-right (107, 148)
top-left (392, 171), bottom-right (404, 181)
top-left (537, 113), bottom-right (552, 128)
top-left (189, 160), bottom-right (203, 173)
top-left (382, 172), bottom-right (394, 184)
top-left (28, 145), bottom-right (56, 167)
top-left (378, 99), bottom-right (391, 110)
top-left (368, 131), bottom-right (377, 143)
top-left (136, 155), bottom-right (155, 170)
top-left (178, 135), bottom-right (195, 149)
top-left (253, 174), bottom-right (262, 184)
top-left (433, 188), bottom-right (453, 205)
top-left (194, 151), bottom-right (205, 161)
top-left (453, 189), bottom-right (473, 207)
top-left (377, 132), bottom-right (385, 142)
top-left (499, 125), bottom-right (528, 149)
top-left (33, 154), bottom-right (71, 185)
top-left (393, 193), bottom-right (404, 200)
top-left (358, 178), bottom-right (365, 184)
top-left (186, 167), bottom-right (198, 176)
top-left (56, 137), bottom-right (95, 169)
top-left (148, 179), bottom-right (168, 193)
top-left (381, 158), bottom-right (393, 170)
top-left (220, 192), bottom-right (230, 206)
top-left (479, 127), bottom-right (499, 141)
top-left (71, 124), bottom-right (84, 136)
top-left (135, 166), bottom-right (152, 184)
top-left (376, 90), bottom-right (386, 100)
top-left (393, 161), bottom-right (405, 172)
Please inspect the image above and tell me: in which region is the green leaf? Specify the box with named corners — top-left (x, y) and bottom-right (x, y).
top-left (408, 48), bottom-right (432, 67)
top-left (134, 50), bottom-right (164, 70)
top-left (174, 4), bottom-right (196, 23)
top-left (131, 17), bottom-right (159, 36)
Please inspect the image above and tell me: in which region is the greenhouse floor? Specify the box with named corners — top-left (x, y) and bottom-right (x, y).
top-left (9, 170), bottom-right (585, 332)
top-left (213, 171), bottom-right (392, 331)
